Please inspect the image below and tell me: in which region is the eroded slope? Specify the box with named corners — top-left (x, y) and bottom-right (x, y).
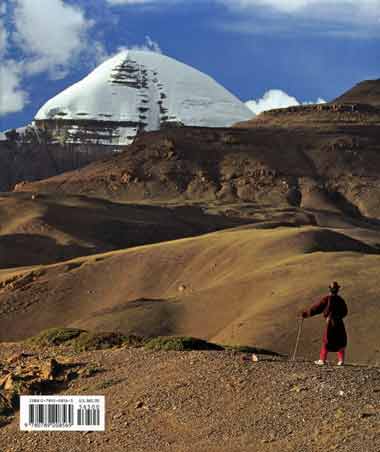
top-left (1, 224), bottom-right (380, 364)
top-left (15, 121), bottom-right (380, 219)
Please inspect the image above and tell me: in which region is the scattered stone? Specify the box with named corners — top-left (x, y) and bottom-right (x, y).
top-left (360, 412), bottom-right (377, 419)
top-left (6, 351), bottom-right (34, 365)
top-left (0, 415), bottom-right (13, 427)
top-left (1, 375), bottom-right (16, 392)
top-left (120, 172), bottom-right (133, 184)
top-left (0, 393), bottom-right (13, 416)
top-left (40, 358), bottom-right (61, 380)
top-left (79, 364), bottom-right (104, 378)
top-left (0, 357), bottom-right (82, 395)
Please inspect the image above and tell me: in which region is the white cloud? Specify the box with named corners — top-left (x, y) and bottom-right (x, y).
top-left (221, 0), bottom-right (380, 35)
top-left (221, 0), bottom-right (380, 16)
top-left (0, 1), bottom-right (7, 55)
top-left (112, 36), bottom-right (162, 57)
top-left (106, 0), bottom-right (380, 31)
top-left (222, 0), bottom-right (312, 13)
top-left (0, 0), bottom-right (107, 116)
top-left (105, 0), bottom-right (380, 16)
top-left (0, 61), bottom-right (29, 115)
top-left (130, 35), bottom-right (162, 53)
top-left (145, 35), bottom-right (162, 53)
top-left (0, 18), bottom-right (7, 56)
top-left (246, 89), bottom-right (326, 115)
top-left (0, 10), bottom-right (28, 115)
top-left (1, 0), bottom-right (161, 117)
top-left (12, 0), bottom-right (96, 78)
top-left (92, 42), bottom-right (111, 66)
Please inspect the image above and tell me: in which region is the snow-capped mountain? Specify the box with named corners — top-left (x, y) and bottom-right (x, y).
top-left (35, 50), bottom-right (253, 145)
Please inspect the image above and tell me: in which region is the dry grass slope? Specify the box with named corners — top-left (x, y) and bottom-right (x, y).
top-left (1, 224), bottom-right (379, 364)
top-left (0, 192), bottom-right (248, 268)
top-left (3, 80), bottom-right (380, 367)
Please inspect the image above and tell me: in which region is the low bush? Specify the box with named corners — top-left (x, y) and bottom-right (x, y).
top-left (144, 336), bottom-right (224, 352)
top-left (73, 332), bottom-right (126, 352)
top-left (27, 328), bottom-right (85, 347)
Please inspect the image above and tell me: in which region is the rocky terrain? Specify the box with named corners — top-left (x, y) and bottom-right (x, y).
top-left (0, 337), bottom-right (379, 452)
top-left (1, 79), bottom-right (380, 450)
top-left (15, 104), bottom-right (380, 219)
top-left (0, 129), bottom-right (116, 192)
top-left (0, 81), bottom-right (380, 365)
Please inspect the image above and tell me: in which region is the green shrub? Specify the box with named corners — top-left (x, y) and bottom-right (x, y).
top-left (27, 328), bottom-right (85, 347)
top-left (144, 336), bottom-right (224, 352)
top-left (80, 363), bottom-right (105, 378)
top-left (26, 329), bottom-right (146, 351)
top-left (74, 332), bottom-right (126, 352)
top-left (26, 329), bottom-right (279, 357)
top-left (93, 378), bottom-right (125, 390)
top-left (122, 334), bottom-right (146, 347)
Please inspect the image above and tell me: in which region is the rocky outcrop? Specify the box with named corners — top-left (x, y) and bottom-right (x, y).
top-left (0, 132), bottom-right (118, 191)
top-left (14, 122), bottom-right (380, 219)
top-left (0, 353), bottom-right (85, 424)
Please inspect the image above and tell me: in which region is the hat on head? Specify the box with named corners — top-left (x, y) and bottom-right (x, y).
top-left (329, 281), bottom-right (340, 292)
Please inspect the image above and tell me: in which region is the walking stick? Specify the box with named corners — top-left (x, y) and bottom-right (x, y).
top-left (291, 318), bottom-right (304, 361)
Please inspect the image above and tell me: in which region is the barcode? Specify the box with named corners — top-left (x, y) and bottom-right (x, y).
top-left (29, 403), bottom-right (74, 427)
top-left (77, 406), bottom-right (101, 426)
top-left (20, 396), bottom-right (105, 431)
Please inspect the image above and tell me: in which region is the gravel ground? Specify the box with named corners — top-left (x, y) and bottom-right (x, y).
top-left (0, 345), bottom-right (379, 452)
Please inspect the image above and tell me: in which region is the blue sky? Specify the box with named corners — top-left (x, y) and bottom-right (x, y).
top-left (1, 0), bottom-right (379, 131)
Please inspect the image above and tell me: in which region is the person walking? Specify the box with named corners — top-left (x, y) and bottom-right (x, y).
top-left (302, 282), bottom-right (348, 366)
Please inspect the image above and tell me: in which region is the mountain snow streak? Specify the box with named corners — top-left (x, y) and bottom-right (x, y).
top-left (35, 51), bottom-right (253, 145)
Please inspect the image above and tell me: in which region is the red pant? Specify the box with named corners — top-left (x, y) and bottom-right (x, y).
top-left (320, 345), bottom-right (345, 362)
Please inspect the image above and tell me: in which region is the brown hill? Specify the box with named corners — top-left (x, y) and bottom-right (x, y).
top-left (14, 116), bottom-right (380, 219)
top-left (3, 79), bottom-right (380, 368)
top-left (1, 223), bottom-right (380, 364)
top-left (2, 78), bottom-right (379, 195)
top-left (0, 192), bottom-right (247, 268)
top-left (333, 78), bottom-right (380, 107)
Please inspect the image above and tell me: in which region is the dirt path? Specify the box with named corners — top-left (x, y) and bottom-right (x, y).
top-left (0, 345), bottom-right (379, 452)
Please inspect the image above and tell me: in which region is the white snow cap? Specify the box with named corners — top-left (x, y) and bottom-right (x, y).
top-left (35, 50), bottom-right (253, 144)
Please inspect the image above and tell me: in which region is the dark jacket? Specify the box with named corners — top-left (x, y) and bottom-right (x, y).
top-left (303, 294), bottom-right (348, 351)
